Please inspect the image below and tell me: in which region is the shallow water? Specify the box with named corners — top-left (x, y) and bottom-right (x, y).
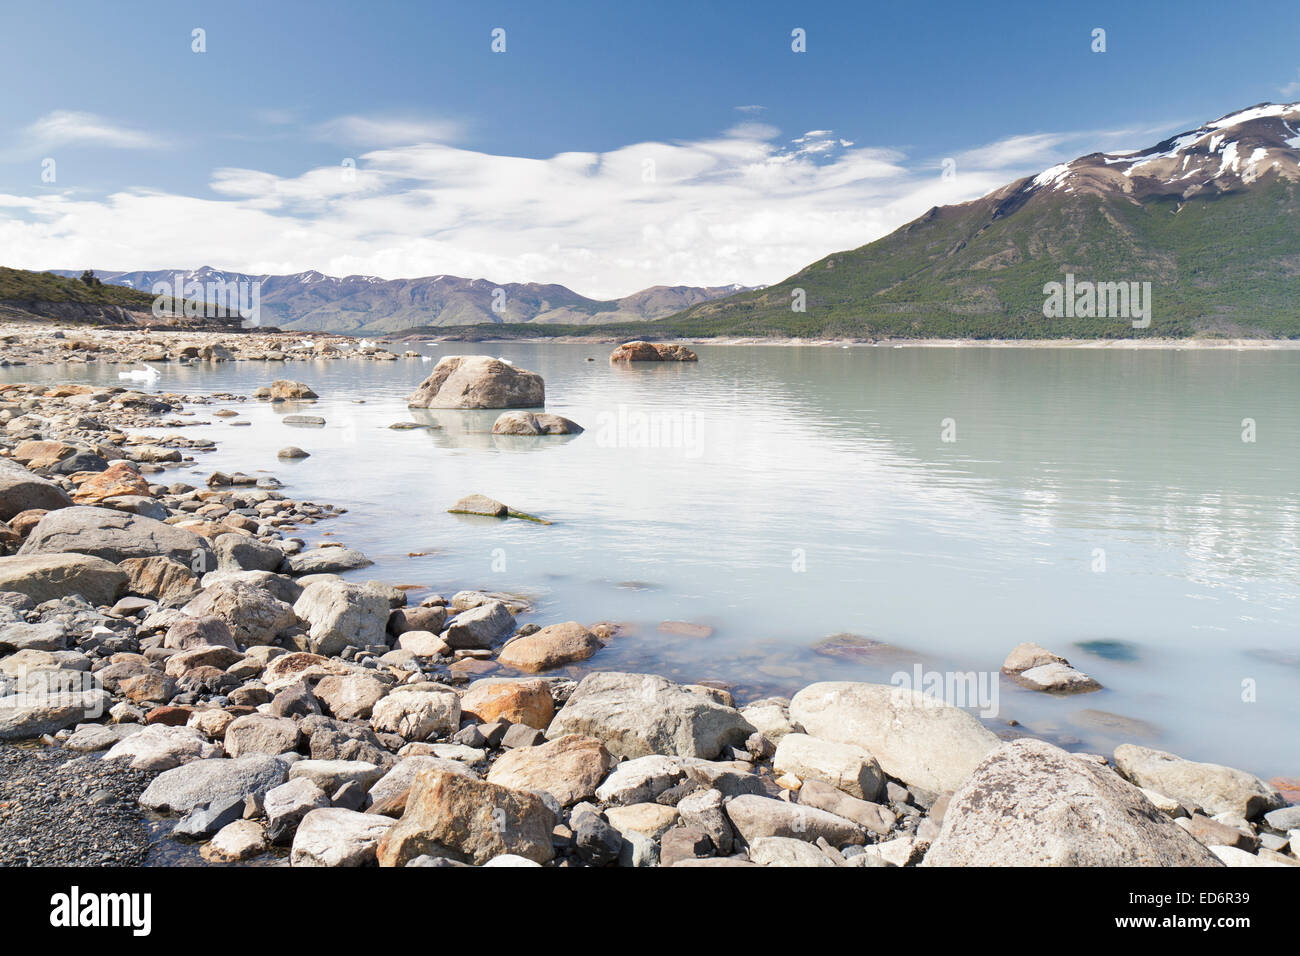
top-left (6, 343), bottom-right (1299, 778)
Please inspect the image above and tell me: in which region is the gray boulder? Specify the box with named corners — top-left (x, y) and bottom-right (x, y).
top-left (0, 458), bottom-right (72, 520)
top-left (547, 672), bottom-right (755, 760)
top-left (1114, 744), bottom-right (1285, 820)
top-left (213, 533), bottom-right (284, 573)
top-left (0, 553), bottom-right (127, 606)
top-left (19, 506), bottom-right (213, 567)
top-left (285, 548), bottom-right (373, 576)
top-left (406, 355), bottom-right (544, 410)
top-left (789, 681), bottom-right (998, 793)
top-left (442, 600), bottom-right (514, 649)
top-left (139, 755), bottom-right (290, 814)
top-left (183, 579), bottom-right (297, 647)
top-left (293, 580), bottom-right (390, 656)
top-left (925, 739), bottom-right (1222, 866)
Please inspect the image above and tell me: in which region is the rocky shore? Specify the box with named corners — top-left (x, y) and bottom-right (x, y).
top-left (0, 337), bottom-right (1297, 868)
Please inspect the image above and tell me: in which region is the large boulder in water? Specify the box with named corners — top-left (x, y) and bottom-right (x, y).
top-left (406, 356), bottom-right (544, 409)
top-left (609, 341), bottom-right (698, 362)
top-left (0, 458), bottom-right (72, 521)
top-left (19, 506), bottom-right (214, 567)
top-left (923, 739), bottom-right (1223, 866)
top-left (789, 681), bottom-right (999, 793)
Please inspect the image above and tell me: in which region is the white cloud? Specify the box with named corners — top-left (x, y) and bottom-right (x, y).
top-left (314, 114), bottom-right (463, 147)
top-left (5, 110), bottom-right (164, 157)
top-left (1282, 71), bottom-right (1300, 98)
top-left (0, 116), bottom-right (1184, 298)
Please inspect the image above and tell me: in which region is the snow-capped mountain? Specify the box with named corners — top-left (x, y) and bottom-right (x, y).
top-left (1028, 102), bottom-right (1300, 200)
top-left (46, 266), bottom-right (751, 334)
top-left (673, 102), bottom-right (1300, 339)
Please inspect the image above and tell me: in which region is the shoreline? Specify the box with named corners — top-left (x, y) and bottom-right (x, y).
top-left (0, 335), bottom-right (1297, 867)
top-left (397, 332), bottom-right (1300, 350)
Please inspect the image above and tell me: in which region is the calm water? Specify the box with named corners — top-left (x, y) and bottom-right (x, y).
top-left (5, 344), bottom-right (1299, 778)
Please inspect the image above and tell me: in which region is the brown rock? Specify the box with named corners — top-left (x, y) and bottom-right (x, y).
top-left (119, 556), bottom-right (201, 606)
top-left (71, 461), bottom-right (152, 504)
top-left (486, 734), bottom-right (614, 805)
top-left (609, 341), bottom-right (698, 362)
top-left (377, 770), bottom-right (556, 866)
top-left (460, 678), bottom-right (554, 728)
top-left (497, 621), bottom-right (602, 673)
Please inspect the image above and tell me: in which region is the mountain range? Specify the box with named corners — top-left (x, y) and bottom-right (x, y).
top-left (42, 102), bottom-right (1300, 340)
top-left (46, 268), bottom-right (751, 334)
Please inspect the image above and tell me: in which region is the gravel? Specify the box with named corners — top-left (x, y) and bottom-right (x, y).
top-left (0, 743), bottom-right (156, 866)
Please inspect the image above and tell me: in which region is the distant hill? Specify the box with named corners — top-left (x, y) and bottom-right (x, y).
top-left (664, 102), bottom-right (1300, 339)
top-left (47, 267), bottom-right (752, 334)
top-left (0, 266), bottom-right (243, 329)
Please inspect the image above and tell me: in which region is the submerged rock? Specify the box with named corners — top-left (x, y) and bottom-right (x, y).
top-left (1002, 642), bottom-right (1101, 695)
top-left (609, 341), bottom-right (699, 363)
top-left (491, 411), bottom-right (583, 435)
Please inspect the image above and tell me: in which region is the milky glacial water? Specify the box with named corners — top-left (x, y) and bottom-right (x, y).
top-left (5, 343), bottom-right (1299, 779)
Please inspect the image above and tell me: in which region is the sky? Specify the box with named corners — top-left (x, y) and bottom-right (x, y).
top-left (1, 0), bottom-right (1299, 299)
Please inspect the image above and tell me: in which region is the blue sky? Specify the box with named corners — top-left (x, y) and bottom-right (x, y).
top-left (2, 0), bottom-right (1299, 297)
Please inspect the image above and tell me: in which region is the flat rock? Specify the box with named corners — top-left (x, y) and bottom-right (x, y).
top-left (498, 621), bottom-right (602, 673)
top-left (609, 341), bottom-right (698, 363)
top-left (19, 505), bottom-right (213, 566)
top-left (103, 723), bottom-right (221, 771)
top-left (724, 794), bottom-right (865, 847)
top-left (0, 553), bottom-right (127, 606)
top-left (747, 836), bottom-right (837, 867)
top-left (291, 807), bottom-right (394, 866)
top-left (546, 671), bottom-right (755, 760)
top-left (139, 755), bottom-right (289, 814)
top-left (285, 547), bottom-right (373, 576)
top-left (773, 732), bottom-right (884, 801)
top-left (789, 681), bottom-right (998, 793)
top-left (1114, 744), bottom-right (1285, 820)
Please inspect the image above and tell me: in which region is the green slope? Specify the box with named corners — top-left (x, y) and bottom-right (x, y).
top-left (665, 179), bottom-right (1300, 339)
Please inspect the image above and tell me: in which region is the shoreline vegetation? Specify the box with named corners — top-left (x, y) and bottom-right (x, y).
top-left (0, 324), bottom-right (1296, 868)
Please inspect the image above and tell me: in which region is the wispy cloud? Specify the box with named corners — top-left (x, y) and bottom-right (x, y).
top-left (1281, 70), bottom-right (1300, 98)
top-left (0, 114), bottom-right (1187, 297)
top-left (5, 110), bottom-right (164, 158)
top-left (313, 114), bottom-right (463, 147)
